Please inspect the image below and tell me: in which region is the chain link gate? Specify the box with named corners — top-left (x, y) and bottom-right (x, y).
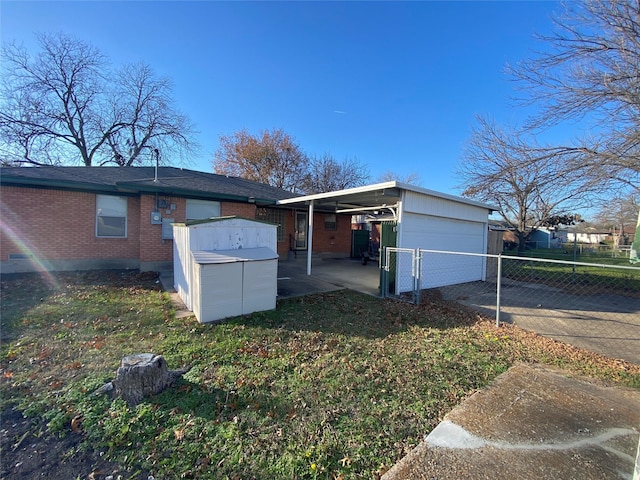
top-left (381, 247), bottom-right (421, 303)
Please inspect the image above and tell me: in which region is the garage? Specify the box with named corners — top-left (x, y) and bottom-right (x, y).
top-left (277, 181), bottom-right (495, 295)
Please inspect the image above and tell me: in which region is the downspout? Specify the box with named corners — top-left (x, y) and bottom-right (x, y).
top-left (307, 200), bottom-right (314, 275)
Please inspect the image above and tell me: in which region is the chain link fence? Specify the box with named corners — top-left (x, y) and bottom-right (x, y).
top-left (381, 247), bottom-right (640, 364)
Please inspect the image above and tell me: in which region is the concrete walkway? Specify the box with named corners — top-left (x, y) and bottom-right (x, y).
top-left (382, 363), bottom-right (640, 480)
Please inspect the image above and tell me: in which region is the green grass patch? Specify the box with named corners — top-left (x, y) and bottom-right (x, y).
top-left (2, 270), bottom-right (638, 479)
top-left (502, 248), bottom-right (640, 297)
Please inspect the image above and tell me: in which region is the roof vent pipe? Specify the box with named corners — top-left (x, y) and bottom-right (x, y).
top-left (153, 149), bottom-right (160, 182)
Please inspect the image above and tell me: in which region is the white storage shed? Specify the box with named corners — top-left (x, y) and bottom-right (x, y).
top-left (172, 217), bottom-right (278, 323)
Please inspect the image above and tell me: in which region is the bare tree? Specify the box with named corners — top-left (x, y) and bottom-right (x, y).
top-left (593, 194), bottom-right (639, 247)
top-left (301, 153), bottom-right (370, 193)
top-left (510, 0), bottom-right (640, 194)
top-left (458, 117), bottom-right (589, 251)
top-left (0, 32), bottom-right (196, 166)
top-left (213, 128), bottom-right (308, 191)
top-left (376, 170), bottom-right (422, 185)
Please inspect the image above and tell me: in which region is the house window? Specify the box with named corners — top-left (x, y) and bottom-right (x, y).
top-left (186, 199), bottom-right (221, 221)
top-left (96, 195), bottom-right (127, 238)
top-left (256, 207), bottom-right (285, 242)
top-left (324, 214), bottom-right (337, 231)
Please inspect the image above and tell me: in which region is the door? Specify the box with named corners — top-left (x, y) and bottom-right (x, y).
top-left (380, 221), bottom-right (398, 294)
top-left (351, 229), bottom-right (370, 258)
top-left (295, 211), bottom-right (308, 249)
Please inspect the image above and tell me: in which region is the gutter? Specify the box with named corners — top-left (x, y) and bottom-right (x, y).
top-left (115, 182), bottom-right (277, 205)
top-left (0, 176), bottom-right (133, 195)
top-left (0, 175), bottom-right (278, 206)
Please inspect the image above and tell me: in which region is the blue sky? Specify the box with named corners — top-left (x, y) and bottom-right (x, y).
top-left (1, 1), bottom-right (563, 196)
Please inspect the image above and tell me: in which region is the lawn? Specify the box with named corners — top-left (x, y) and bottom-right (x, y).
top-left (1, 270), bottom-right (639, 479)
top-left (502, 248), bottom-right (640, 297)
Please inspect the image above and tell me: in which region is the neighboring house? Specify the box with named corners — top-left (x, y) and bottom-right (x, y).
top-left (567, 230), bottom-right (609, 245)
top-left (0, 166), bottom-right (353, 273)
top-left (529, 227), bottom-right (566, 249)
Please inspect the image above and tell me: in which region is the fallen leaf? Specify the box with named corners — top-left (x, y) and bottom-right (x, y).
top-left (71, 415), bottom-right (83, 433)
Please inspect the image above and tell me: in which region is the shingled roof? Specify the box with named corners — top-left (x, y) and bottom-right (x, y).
top-left (0, 166), bottom-right (300, 205)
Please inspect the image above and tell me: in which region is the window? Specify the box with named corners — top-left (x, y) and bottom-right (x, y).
top-left (256, 208), bottom-right (285, 242)
top-left (186, 199), bottom-right (221, 221)
top-left (96, 195), bottom-right (127, 238)
top-left (324, 213), bottom-right (337, 231)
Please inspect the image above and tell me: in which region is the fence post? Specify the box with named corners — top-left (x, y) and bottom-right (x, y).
top-left (496, 253), bottom-right (502, 327)
top-left (381, 247), bottom-right (387, 299)
top-left (415, 248), bottom-right (421, 305)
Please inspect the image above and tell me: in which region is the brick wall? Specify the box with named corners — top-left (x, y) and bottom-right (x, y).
top-left (139, 194), bottom-right (177, 263)
top-left (1, 186), bottom-right (140, 262)
top-left (311, 212), bottom-right (351, 254)
top-left (1, 186), bottom-right (353, 270)
top-left (281, 209), bottom-right (352, 257)
top-left (221, 202), bottom-right (257, 218)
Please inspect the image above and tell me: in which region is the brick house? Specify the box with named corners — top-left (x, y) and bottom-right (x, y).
top-left (0, 166), bottom-right (353, 273)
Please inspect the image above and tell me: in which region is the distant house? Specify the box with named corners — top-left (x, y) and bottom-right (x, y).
top-left (0, 166), bottom-right (353, 273)
top-left (567, 230), bottom-right (609, 245)
top-left (529, 227), bottom-right (565, 249)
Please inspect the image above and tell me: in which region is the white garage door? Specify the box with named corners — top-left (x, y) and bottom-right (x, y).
top-left (401, 213), bottom-right (486, 289)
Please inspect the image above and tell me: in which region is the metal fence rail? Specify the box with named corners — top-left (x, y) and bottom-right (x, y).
top-left (382, 247), bottom-right (640, 364)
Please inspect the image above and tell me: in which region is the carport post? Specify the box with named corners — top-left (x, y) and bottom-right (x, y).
top-left (307, 200), bottom-right (314, 276)
top-left (496, 253), bottom-right (502, 327)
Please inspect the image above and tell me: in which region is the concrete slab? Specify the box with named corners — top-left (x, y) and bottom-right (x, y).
top-left (277, 257), bottom-right (381, 298)
top-left (383, 363), bottom-right (640, 480)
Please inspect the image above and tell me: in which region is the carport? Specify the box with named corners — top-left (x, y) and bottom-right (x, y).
top-left (277, 181), bottom-right (495, 294)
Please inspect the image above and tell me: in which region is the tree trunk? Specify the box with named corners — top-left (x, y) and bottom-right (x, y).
top-left (96, 353), bottom-right (190, 407)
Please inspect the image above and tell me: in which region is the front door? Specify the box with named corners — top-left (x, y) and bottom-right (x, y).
top-left (295, 211), bottom-right (308, 249)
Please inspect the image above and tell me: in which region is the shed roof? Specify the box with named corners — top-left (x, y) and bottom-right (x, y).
top-left (191, 247), bottom-right (278, 264)
top-left (277, 181), bottom-right (496, 214)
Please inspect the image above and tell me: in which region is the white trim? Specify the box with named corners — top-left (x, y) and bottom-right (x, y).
top-left (277, 181), bottom-right (496, 212)
top-left (278, 181), bottom-right (398, 204)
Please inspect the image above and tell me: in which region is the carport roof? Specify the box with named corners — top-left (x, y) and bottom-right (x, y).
top-left (277, 181), bottom-right (496, 214)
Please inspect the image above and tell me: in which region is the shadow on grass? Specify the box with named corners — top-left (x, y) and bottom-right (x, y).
top-left (222, 289), bottom-right (481, 340)
top-left (153, 377), bottom-right (296, 426)
top-left (0, 270), bottom-right (163, 342)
